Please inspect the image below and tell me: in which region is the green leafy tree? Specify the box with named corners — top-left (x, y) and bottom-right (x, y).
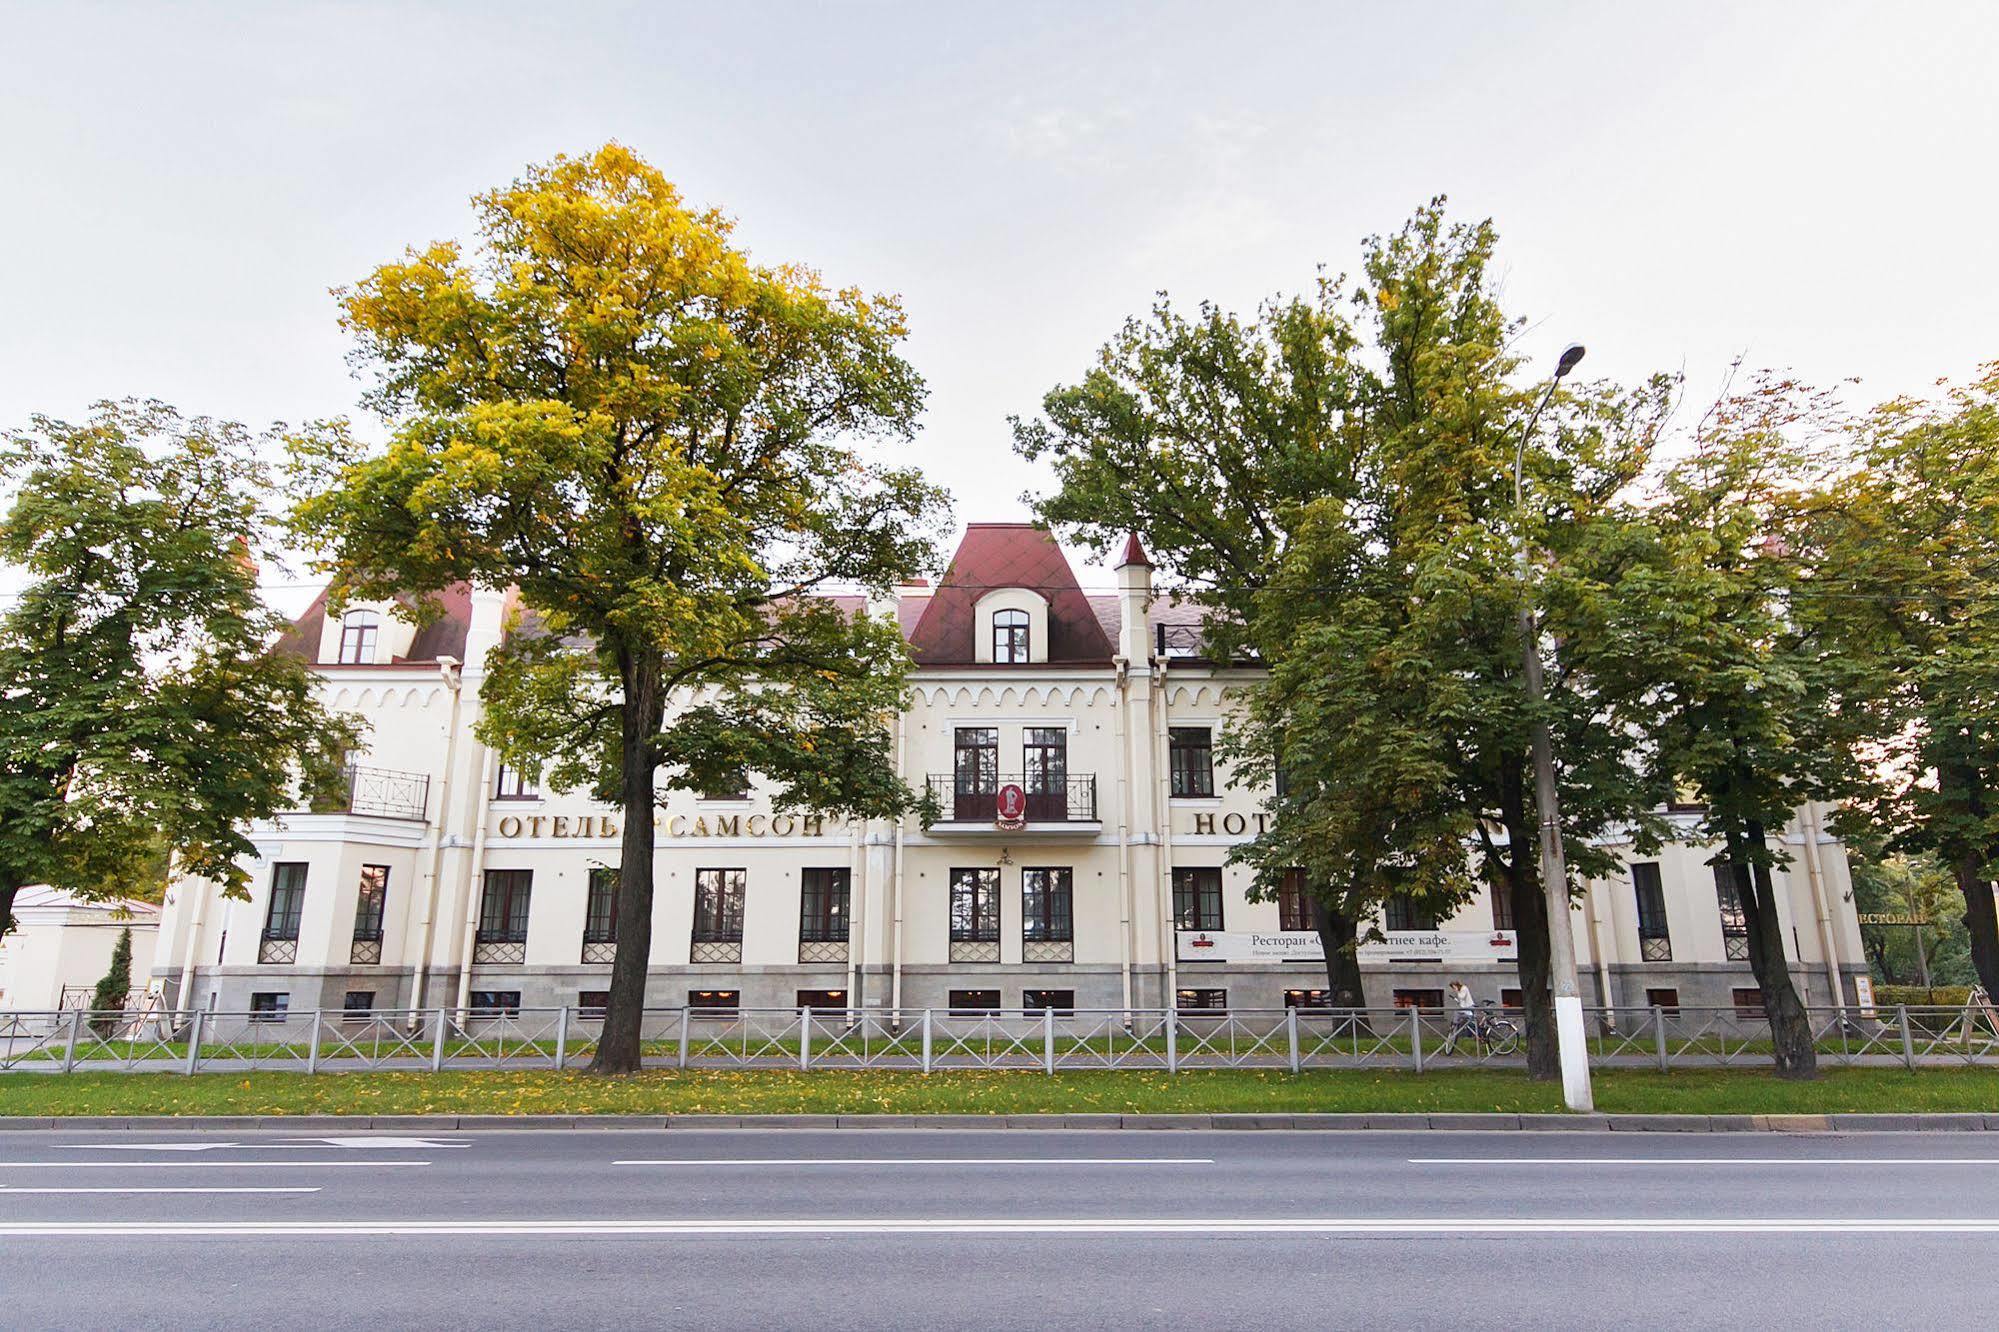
top-left (1807, 367), bottom-right (1999, 999)
top-left (289, 144), bottom-right (947, 1074)
top-left (0, 402), bottom-right (357, 942)
top-left (1583, 375), bottom-right (1866, 1078)
top-left (1850, 852), bottom-right (1974, 991)
top-left (1017, 204), bottom-right (1670, 1074)
top-left (88, 926), bottom-right (133, 1036)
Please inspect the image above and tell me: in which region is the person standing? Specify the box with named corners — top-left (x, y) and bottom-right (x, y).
top-left (1444, 980), bottom-right (1477, 1052)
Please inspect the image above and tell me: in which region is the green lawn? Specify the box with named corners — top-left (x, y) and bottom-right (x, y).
top-left (1, 1065), bottom-right (1994, 1118)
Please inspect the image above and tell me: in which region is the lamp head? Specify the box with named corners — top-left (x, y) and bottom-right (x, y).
top-left (1555, 344), bottom-right (1586, 379)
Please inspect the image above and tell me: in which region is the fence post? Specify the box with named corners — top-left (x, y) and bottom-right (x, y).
top-left (677, 1007), bottom-right (690, 1069)
top-left (1409, 1006), bottom-right (1424, 1074)
top-left (182, 1009), bottom-right (204, 1076)
top-left (431, 1007), bottom-right (446, 1071)
top-left (1898, 1005), bottom-right (1916, 1070)
top-left (1653, 1004), bottom-right (1669, 1074)
top-left (1286, 1006), bottom-right (1300, 1074)
top-left (60, 1009), bottom-right (84, 1073)
top-left (1166, 1007), bottom-right (1179, 1073)
top-left (800, 1007), bottom-right (812, 1071)
top-left (1044, 1006), bottom-right (1055, 1075)
top-left (307, 1010), bottom-right (322, 1075)
top-left (921, 1008), bottom-right (933, 1074)
top-left (554, 1006), bottom-right (570, 1071)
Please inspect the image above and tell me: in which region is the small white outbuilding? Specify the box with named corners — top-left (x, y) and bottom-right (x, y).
top-left (0, 887), bottom-right (160, 1013)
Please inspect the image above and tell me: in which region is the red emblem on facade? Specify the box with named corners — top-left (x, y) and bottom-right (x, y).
top-left (996, 783), bottom-right (1027, 829)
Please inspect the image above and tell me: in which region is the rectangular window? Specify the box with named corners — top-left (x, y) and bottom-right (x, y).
top-left (249, 992), bottom-right (289, 1023)
top-left (477, 870), bottom-right (532, 942)
top-left (341, 990), bottom-right (374, 1019)
top-left (264, 863), bottom-right (307, 941)
top-left (949, 868), bottom-right (1001, 942)
top-left (1501, 987), bottom-right (1527, 1010)
top-left (352, 864), bottom-right (389, 942)
top-left (1645, 987), bottom-right (1681, 1016)
top-left (699, 770), bottom-right (750, 801)
top-left (1021, 867), bottom-right (1074, 942)
top-left (1394, 988), bottom-right (1446, 1010)
top-left (1278, 869), bottom-right (1313, 932)
top-left (1175, 987), bottom-right (1228, 1013)
top-left (795, 988), bottom-right (848, 1011)
top-left (1284, 989), bottom-right (1333, 1009)
top-left (493, 763), bottom-right (537, 800)
top-left (1489, 884), bottom-right (1515, 933)
top-left (1169, 727), bottom-right (1214, 798)
top-left (687, 989), bottom-right (741, 1016)
top-left (952, 727), bottom-right (998, 819)
top-left (583, 867), bottom-right (619, 944)
top-left (469, 990), bottom-right (521, 1017)
top-left (1022, 988), bottom-right (1076, 1014)
top-left (1023, 727), bottom-right (1068, 819)
top-left (1633, 862), bottom-right (1672, 962)
top-left (692, 869), bottom-right (747, 943)
top-left (992, 609), bottom-right (1030, 663)
top-left (1172, 867), bottom-right (1224, 932)
top-left (577, 990), bottom-right (610, 1019)
top-left (1712, 863), bottom-right (1751, 961)
top-left (947, 989), bottom-right (1001, 1015)
top-left (798, 868), bottom-right (851, 943)
top-left (1732, 986), bottom-right (1766, 1019)
top-left (1383, 894), bottom-right (1436, 932)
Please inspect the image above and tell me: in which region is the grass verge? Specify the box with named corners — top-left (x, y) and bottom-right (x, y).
top-left (1, 1066), bottom-right (1994, 1118)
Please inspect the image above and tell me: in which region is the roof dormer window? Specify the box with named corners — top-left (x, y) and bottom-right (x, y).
top-left (336, 609), bottom-right (380, 665)
top-left (993, 608), bottom-right (1029, 664)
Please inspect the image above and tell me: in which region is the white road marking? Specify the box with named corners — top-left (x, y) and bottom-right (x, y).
top-left (0, 1186), bottom-right (321, 1195)
top-left (0, 1161), bottom-right (428, 1170)
top-left (1411, 1158), bottom-right (1999, 1166)
top-left (71, 1138), bottom-right (465, 1151)
top-left (0, 1217), bottom-right (1996, 1237)
top-left (71, 1143), bottom-right (236, 1152)
top-left (613, 1158), bottom-right (1216, 1167)
top-left (296, 1137), bottom-right (469, 1149)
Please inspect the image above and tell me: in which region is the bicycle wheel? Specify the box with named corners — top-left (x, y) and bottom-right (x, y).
top-left (1486, 1019), bottom-right (1520, 1056)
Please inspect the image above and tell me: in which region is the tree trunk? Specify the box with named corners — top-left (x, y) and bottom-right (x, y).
top-left (1956, 852), bottom-right (1999, 1002)
top-left (1312, 898), bottom-right (1369, 1029)
top-left (0, 881), bottom-right (18, 940)
top-left (590, 650), bottom-right (665, 1076)
top-left (1509, 854), bottom-right (1557, 1080)
top-left (1731, 822), bottom-right (1817, 1080)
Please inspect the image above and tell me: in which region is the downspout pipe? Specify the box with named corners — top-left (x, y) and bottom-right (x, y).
top-left (889, 711), bottom-right (908, 1020)
top-left (409, 657), bottom-right (463, 1015)
top-left (1113, 657), bottom-right (1134, 1021)
top-left (1801, 801), bottom-right (1847, 1015)
top-left (453, 745), bottom-right (499, 1022)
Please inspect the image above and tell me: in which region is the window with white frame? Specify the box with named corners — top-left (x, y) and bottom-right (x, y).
top-left (336, 609), bottom-right (379, 664)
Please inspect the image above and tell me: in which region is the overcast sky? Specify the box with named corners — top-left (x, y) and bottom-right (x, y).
top-left (4, 1), bottom-right (1996, 598)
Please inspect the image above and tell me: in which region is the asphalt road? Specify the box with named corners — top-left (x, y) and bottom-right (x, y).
top-left (3, 1126), bottom-right (1996, 1329)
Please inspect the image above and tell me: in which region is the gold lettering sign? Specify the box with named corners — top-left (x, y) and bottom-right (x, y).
top-left (1187, 812), bottom-right (1268, 836)
top-left (492, 811), bottom-right (841, 840)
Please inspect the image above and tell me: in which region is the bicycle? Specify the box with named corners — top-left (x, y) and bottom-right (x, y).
top-left (1439, 1000), bottom-right (1520, 1057)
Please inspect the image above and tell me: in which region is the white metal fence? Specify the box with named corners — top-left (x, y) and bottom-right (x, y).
top-left (2, 1003), bottom-right (1994, 1075)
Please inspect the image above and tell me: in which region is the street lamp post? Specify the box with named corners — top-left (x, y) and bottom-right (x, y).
top-left (1514, 342), bottom-right (1594, 1112)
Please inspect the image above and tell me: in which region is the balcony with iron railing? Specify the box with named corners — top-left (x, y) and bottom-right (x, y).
top-left (924, 774), bottom-right (1099, 832)
top-left (306, 765), bottom-right (432, 822)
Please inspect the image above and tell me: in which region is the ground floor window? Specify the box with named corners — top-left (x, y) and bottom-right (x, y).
top-left (688, 989), bottom-right (741, 1016)
top-left (341, 990), bottom-right (375, 1019)
top-left (1732, 987), bottom-right (1766, 1019)
top-left (949, 868), bottom-right (1001, 963)
top-left (1175, 987), bottom-right (1227, 1013)
top-left (947, 989), bottom-right (1001, 1014)
top-left (1172, 867), bottom-right (1224, 932)
top-left (1022, 988), bottom-right (1075, 1014)
top-left (796, 988), bottom-right (848, 1011)
top-left (1393, 988), bottom-right (1444, 1010)
top-left (1645, 987), bottom-right (1681, 1016)
top-left (249, 992), bottom-right (289, 1022)
top-left (469, 990), bottom-right (521, 1017)
top-left (1283, 989), bottom-right (1332, 1008)
top-left (475, 869), bottom-right (532, 963)
top-left (577, 990), bottom-right (609, 1019)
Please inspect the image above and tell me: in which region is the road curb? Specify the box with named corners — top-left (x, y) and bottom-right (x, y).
top-left (1, 1112), bottom-right (1994, 1132)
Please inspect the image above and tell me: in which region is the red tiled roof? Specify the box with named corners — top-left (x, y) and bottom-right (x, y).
top-left (908, 524), bottom-right (1115, 665)
top-left (277, 583), bottom-right (474, 665)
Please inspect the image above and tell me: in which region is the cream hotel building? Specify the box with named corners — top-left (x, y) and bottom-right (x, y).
top-left (151, 524), bottom-right (1869, 1022)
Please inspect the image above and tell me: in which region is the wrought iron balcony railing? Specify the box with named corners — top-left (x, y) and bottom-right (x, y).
top-left (308, 765), bottom-right (431, 822)
top-left (925, 774), bottom-right (1098, 823)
